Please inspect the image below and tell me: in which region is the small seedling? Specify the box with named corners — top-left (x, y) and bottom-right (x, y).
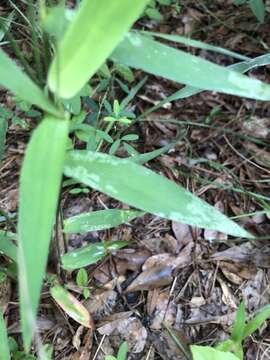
top-left (105, 342), bottom-right (128, 360)
top-left (76, 268), bottom-right (90, 299)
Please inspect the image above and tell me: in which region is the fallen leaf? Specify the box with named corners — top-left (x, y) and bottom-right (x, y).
top-left (149, 292), bottom-right (177, 330)
top-left (172, 222), bottom-right (193, 251)
top-left (98, 313), bottom-right (147, 353)
top-left (125, 265), bottom-right (173, 292)
top-left (242, 117), bottom-right (270, 139)
top-left (51, 285), bottom-right (94, 328)
top-left (84, 290), bottom-right (117, 320)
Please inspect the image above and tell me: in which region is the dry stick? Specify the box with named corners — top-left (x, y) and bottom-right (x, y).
top-left (224, 135), bottom-right (270, 175)
top-left (92, 334), bottom-right (106, 360)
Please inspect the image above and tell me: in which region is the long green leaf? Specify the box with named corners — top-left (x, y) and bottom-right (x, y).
top-left (0, 231), bottom-right (17, 262)
top-left (18, 116), bottom-right (69, 350)
top-left (231, 302), bottom-right (246, 343)
top-left (140, 53), bottom-right (270, 117)
top-left (0, 311), bottom-right (10, 360)
top-left (0, 49), bottom-right (61, 117)
top-left (243, 305), bottom-right (270, 339)
top-left (48, 0), bottom-right (150, 99)
top-left (191, 346), bottom-right (239, 360)
top-left (143, 31), bottom-right (250, 61)
top-left (249, 0), bottom-right (265, 23)
top-left (64, 150), bottom-right (252, 238)
top-left (0, 117), bottom-right (8, 164)
top-left (64, 209), bottom-right (143, 233)
top-left (111, 32), bottom-right (270, 101)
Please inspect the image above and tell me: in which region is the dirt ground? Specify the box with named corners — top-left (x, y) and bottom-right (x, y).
top-left (0, 1), bottom-right (270, 359)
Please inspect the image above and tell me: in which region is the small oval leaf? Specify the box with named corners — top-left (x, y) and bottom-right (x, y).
top-left (64, 209), bottom-right (143, 233)
top-left (50, 285), bottom-right (93, 328)
top-left (61, 241), bottom-right (127, 270)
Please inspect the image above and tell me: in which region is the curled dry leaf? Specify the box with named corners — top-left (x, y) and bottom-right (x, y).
top-left (217, 277), bottom-right (237, 309)
top-left (172, 221), bottom-right (193, 251)
top-left (149, 292), bottom-right (177, 330)
top-left (242, 117), bottom-right (270, 139)
top-left (84, 290), bottom-right (117, 320)
top-left (114, 248), bottom-right (151, 273)
top-left (142, 243), bottom-right (193, 272)
top-left (212, 243), bottom-right (270, 268)
top-left (151, 329), bottom-right (189, 360)
top-left (204, 201), bottom-right (228, 242)
top-left (142, 253), bottom-right (176, 272)
top-left (51, 285), bottom-right (94, 329)
top-left (219, 261), bottom-right (257, 285)
top-left (98, 312), bottom-right (147, 353)
top-left (125, 265), bottom-right (174, 292)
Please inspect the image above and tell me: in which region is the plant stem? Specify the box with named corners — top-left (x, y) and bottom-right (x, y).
top-left (27, 1), bottom-right (44, 85)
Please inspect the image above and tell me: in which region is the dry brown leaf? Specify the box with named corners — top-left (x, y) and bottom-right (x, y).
top-left (220, 261), bottom-right (257, 285)
top-left (125, 265), bottom-right (173, 292)
top-left (114, 248), bottom-right (151, 273)
top-left (149, 292), bottom-right (177, 330)
top-left (242, 117), bottom-right (270, 139)
top-left (151, 329), bottom-right (189, 360)
top-left (143, 253), bottom-right (175, 271)
top-left (172, 222), bottom-right (193, 251)
top-left (84, 290), bottom-right (117, 321)
top-left (98, 313), bottom-right (147, 353)
top-left (217, 277), bottom-right (237, 309)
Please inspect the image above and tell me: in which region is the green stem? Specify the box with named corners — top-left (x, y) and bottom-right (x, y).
top-left (27, 1), bottom-right (44, 85)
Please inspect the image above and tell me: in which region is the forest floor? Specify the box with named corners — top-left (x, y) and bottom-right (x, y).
top-left (0, 1), bottom-right (270, 359)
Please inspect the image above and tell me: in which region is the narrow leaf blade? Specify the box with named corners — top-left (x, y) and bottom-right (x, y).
top-left (111, 33), bottom-right (270, 101)
top-left (249, 0), bottom-right (265, 23)
top-left (64, 151), bottom-right (252, 238)
top-left (0, 49), bottom-right (61, 116)
top-left (18, 116), bottom-right (69, 350)
top-left (0, 311), bottom-right (10, 360)
top-left (48, 0), bottom-right (150, 98)
top-left (0, 118), bottom-right (8, 164)
top-left (0, 231), bottom-right (17, 262)
top-left (243, 305), bottom-right (270, 339)
top-left (64, 209), bottom-right (143, 233)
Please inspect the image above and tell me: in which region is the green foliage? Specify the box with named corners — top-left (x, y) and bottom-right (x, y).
top-left (191, 346), bottom-right (239, 360)
top-left (234, 0), bottom-right (265, 22)
top-left (0, 49), bottom-right (60, 117)
top-left (0, 311), bottom-right (10, 360)
top-left (18, 116), bottom-right (69, 350)
top-left (48, 0), bottom-right (150, 98)
top-left (0, 231), bottom-right (17, 262)
top-left (76, 269), bottom-right (90, 299)
top-left (111, 32), bottom-right (270, 101)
